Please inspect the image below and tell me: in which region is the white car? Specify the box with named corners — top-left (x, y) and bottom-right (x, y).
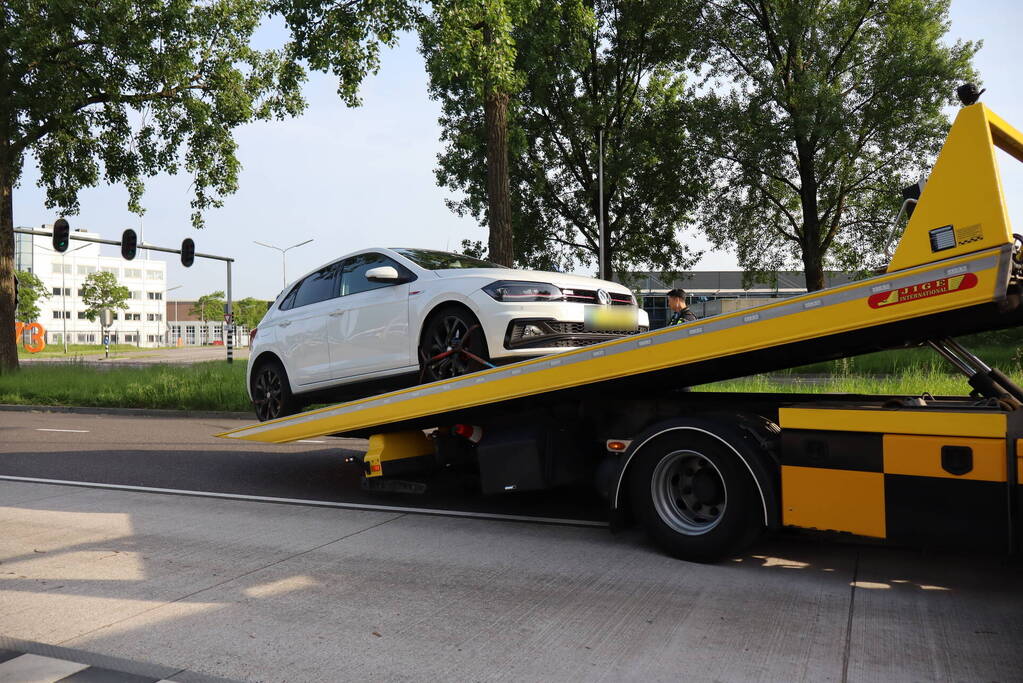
top-left (246, 248), bottom-right (649, 420)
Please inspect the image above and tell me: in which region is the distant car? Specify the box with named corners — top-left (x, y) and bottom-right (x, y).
top-left (246, 248), bottom-right (649, 420)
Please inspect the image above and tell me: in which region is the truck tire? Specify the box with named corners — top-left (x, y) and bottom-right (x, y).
top-left (629, 430), bottom-right (761, 562)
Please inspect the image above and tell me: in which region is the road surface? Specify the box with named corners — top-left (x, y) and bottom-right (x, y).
top-left (0, 410), bottom-right (1020, 682)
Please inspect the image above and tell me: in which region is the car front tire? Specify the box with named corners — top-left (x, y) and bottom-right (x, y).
top-left (419, 306), bottom-right (491, 383)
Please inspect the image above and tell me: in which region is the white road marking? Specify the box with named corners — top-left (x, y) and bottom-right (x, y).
top-left (36, 428), bottom-right (90, 433)
top-left (296, 440), bottom-right (327, 444)
top-left (0, 475), bottom-right (608, 528)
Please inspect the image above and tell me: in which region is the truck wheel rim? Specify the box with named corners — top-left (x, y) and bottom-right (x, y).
top-left (650, 449), bottom-right (727, 536)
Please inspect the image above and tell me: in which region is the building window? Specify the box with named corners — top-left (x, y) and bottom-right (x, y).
top-left (76, 333), bottom-right (96, 343)
top-left (111, 312), bottom-right (119, 320)
top-left (186, 325), bottom-right (196, 345)
top-left (125, 268), bottom-right (142, 279)
top-left (52, 287), bottom-right (70, 296)
top-left (77, 265), bottom-right (96, 276)
top-left (52, 262), bottom-right (71, 274)
top-left (147, 313), bottom-right (163, 322)
top-left (147, 291), bottom-right (163, 300)
top-left (101, 266), bottom-right (119, 276)
top-left (130, 290), bottom-right (142, 300)
top-left (146, 270), bottom-right (163, 281)
top-left (77, 311), bottom-right (88, 319)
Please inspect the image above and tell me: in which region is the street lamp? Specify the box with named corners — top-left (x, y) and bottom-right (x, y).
top-left (37, 241), bottom-right (88, 353)
top-left (166, 285), bottom-right (183, 346)
top-left (254, 239), bottom-right (313, 290)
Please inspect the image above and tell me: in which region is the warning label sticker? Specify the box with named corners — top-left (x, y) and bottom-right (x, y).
top-left (867, 273), bottom-right (978, 309)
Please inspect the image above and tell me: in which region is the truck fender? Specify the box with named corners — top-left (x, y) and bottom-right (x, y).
top-left (610, 415), bottom-right (781, 530)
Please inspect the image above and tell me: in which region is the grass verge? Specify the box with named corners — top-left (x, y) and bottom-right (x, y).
top-left (0, 361), bottom-right (251, 412)
top-left (697, 369), bottom-right (1021, 395)
top-left (1, 344), bottom-right (1020, 413)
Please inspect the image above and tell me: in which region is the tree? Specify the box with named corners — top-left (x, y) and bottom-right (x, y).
top-left (191, 291), bottom-right (226, 324)
top-left (277, 0), bottom-right (528, 266)
top-left (14, 270), bottom-right (47, 322)
top-left (420, 0), bottom-right (538, 266)
top-left (693, 0), bottom-right (978, 290)
top-left (234, 296), bottom-right (270, 329)
top-left (80, 271), bottom-right (130, 321)
top-left (433, 0), bottom-right (707, 278)
top-left (0, 1), bottom-right (306, 373)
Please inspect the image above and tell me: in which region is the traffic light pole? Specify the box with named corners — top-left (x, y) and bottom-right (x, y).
top-left (14, 227), bottom-right (237, 363)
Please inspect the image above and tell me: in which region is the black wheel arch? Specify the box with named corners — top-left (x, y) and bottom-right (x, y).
top-left (610, 413), bottom-right (781, 531)
top-left (418, 301), bottom-right (490, 356)
top-left (249, 351), bottom-right (287, 390)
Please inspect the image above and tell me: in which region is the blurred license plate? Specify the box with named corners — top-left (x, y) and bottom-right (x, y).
top-left (584, 305), bottom-right (638, 332)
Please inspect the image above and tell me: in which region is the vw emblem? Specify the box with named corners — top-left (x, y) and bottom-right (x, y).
top-left (596, 289), bottom-right (611, 305)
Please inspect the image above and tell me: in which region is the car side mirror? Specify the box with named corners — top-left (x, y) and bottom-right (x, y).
top-left (366, 266), bottom-right (401, 282)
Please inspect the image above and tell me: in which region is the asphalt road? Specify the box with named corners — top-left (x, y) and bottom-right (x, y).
top-left (0, 410), bottom-right (608, 524)
top-left (1, 409), bottom-right (1021, 681)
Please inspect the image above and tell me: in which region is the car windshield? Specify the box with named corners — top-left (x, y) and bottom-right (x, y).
top-left (392, 248), bottom-right (502, 270)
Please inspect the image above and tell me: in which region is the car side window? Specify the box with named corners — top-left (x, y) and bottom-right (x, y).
top-left (277, 282), bottom-right (301, 311)
top-left (291, 264), bottom-right (340, 308)
top-left (339, 253), bottom-right (413, 297)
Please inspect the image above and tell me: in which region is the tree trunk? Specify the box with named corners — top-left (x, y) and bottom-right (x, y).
top-left (801, 240), bottom-right (825, 292)
top-left (484, 88), bottom-right (514, 267)
top-left (0, 157), bottom-right (19, 373)
top-left (796, 139), bottom-right (825, 292)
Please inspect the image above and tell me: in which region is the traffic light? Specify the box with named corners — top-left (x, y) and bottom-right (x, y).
top-left (181, 238), bottom-right (195, 267)
top-left (52, 218), bottom-right (70, 253)
top-left (121, 229), bottom-right (137, 260)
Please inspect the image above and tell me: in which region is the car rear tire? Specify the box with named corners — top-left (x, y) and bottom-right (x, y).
top-left (251, 358), bottom-right (301, 422)
top-left (629, 431), bottom-right (762, 562)
top-left (419, 306), bottom-right (491, 383)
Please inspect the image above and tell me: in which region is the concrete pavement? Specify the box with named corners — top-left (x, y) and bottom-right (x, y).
top-left (2, 478), bottom-right (1021, 682)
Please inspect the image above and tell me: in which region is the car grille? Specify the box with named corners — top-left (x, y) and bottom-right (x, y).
top-left (560, 288), bottom-right (635, 305)
top-left (508, 321), bottom-right (649, 348)
top-left (544, 323), bottom-right (646, 347)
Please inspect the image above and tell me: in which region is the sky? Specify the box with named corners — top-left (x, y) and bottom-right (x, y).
top-left (11, 0), bottom-right (1023, 301)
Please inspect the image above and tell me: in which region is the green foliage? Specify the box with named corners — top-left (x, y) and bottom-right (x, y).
top-left (422, 0), bottom-right (536, 99)
top-left (1, 0), bottom-right (307, 372)
top-left (274, 0), bottom-right (421, 106)
top-left (191, 290), bottom-right (226, 322)
top-left (14, 270), bottom-right (48, 322)
top-left (0, 361), bottom-right (251, 411)
top-left (80, 271), bottom-right (130, 321)
top-left (2, 0), bottom-right (306, 224)
top-left (234, 296), bottom-right (270, 329)
top-left (691, 0), bottom-right (978, 289)
top-left (427, 0), bottom-right (707, 277)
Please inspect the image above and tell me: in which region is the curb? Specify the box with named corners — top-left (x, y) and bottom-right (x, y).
top-left (0, 403), bottom-right (251, 420)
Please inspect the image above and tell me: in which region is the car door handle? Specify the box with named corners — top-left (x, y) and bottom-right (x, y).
top-left (329, 310), bottom-right (345, 317)
top-left (279, 320), bottom-right (291, 327)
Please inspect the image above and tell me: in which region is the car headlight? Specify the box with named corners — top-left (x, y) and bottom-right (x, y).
top-left (482, 280), bottom-right (564, 302)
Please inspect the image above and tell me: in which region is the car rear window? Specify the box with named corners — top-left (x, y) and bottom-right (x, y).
top-left (392, 248), bottom-right (501, 270)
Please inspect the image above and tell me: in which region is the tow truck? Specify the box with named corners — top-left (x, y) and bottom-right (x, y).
top-left (220, 102), bottom-right (1023, 562)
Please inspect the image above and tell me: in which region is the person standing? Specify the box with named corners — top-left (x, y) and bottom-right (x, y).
top-left (666, 288), bottom-right (697, 326)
